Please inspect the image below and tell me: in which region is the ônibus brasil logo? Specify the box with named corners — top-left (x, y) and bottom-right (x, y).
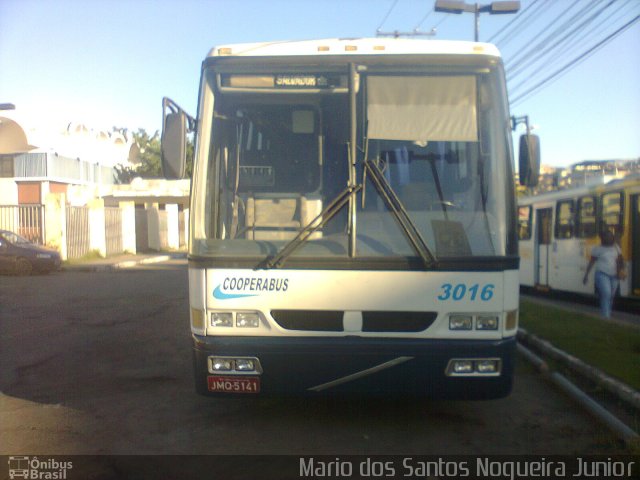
top-left (213, 276), bottom-right (289, 300)
top-left (8, 456), bottom-right (73, 479)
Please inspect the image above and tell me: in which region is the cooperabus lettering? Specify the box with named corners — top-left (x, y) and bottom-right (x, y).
top-left (213, 276), bottom-right (289, 300)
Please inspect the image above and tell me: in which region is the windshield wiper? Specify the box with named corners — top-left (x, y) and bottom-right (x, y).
top-left (261, 184), bottom-right (362, 269)
top-left (364, 159), bottom-right (437, 268)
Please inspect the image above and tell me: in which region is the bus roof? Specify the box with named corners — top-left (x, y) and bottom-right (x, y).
top-left (208, 38), bottom-right (501, 58)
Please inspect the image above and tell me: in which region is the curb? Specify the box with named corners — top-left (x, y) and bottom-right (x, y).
top-left (517, 342), bottom-right (639, 447)
top-left (63, 255), bottom-right (174, 272)
top-left (517, 328), bottom-right (640, 410)
top-left (113, 255), bottom-right (171, 269)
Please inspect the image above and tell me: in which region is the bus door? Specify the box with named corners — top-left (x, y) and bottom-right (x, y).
top-left (632, 194), bottom-right (640, 297)
top-left (535, 208), bottom-right (553, 289)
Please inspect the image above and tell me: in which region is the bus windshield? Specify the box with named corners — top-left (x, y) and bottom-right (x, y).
top-left (194, 65), bottom-right (515, 267)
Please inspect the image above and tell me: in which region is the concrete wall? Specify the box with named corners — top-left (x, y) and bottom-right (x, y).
top-left (88, 198), bottom-right (106, 258)
top-left (120, 201), bottom-right (136, 254)
top-left (0, 179), bottom-right (18, 204)
top-left (44, 192), bottom-right (67, 259)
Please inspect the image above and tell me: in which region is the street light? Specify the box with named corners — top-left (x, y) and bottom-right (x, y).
top-left (434, 0), bottom-right (520, 41)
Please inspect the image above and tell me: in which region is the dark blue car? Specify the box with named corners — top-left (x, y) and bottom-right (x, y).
top-left (0, 230), bottom-right (62, 275)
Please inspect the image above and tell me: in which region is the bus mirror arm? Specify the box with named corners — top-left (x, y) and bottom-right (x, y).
top-left (161, 97), bottom-right (196, 179)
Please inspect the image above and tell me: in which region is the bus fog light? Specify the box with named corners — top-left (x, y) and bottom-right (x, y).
top-left (211, 312), bottom-right (233, 327)
top-left (449, 315), bottom-right (472, 330)
top-left (452, 360), bottom-right (474, 374)
top-left (476, 360), bottom-right (500, 374)
top-left (235, 359), bottom-right (256, 371)
top-left (236, 312), bottom-right (260, 328)
top-left (477, 315), bottom-right (499, 330)
top-left (211, 358), bottom-right (233, 371)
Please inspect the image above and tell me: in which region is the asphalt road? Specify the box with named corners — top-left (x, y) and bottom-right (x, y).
top-left (0, 261), bottom-right (624, 457)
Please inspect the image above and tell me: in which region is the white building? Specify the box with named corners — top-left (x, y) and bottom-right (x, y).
top-left (0, 113), bottom-right (136, 205)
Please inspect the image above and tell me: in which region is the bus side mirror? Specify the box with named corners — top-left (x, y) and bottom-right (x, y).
top-left (518, 133), bottom-right (540, 187)
top-left (161, 97), bottom-right (193, 179)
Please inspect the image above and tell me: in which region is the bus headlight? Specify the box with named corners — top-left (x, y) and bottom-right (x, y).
top-left (211, 312), bottom-right (233, 327)
top-left (449, 314), bottom-right (473, 330)
top-left (236, 312), bottom-right (260, 328)
top-left (477, 315), bottom-right (499, 330)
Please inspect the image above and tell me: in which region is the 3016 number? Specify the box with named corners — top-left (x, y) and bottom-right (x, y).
top-left (437, 283), bottom-right (494, 301)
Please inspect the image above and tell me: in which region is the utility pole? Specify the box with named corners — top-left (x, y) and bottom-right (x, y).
top-left (434, 0), bottom-right (520, 41)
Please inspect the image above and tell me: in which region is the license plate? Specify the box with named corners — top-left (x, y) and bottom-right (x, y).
top-left (208, 376), bottom-right (260, 394)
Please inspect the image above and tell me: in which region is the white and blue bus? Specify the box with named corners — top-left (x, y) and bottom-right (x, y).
top-left (161, 38), bottom-right (538, 398)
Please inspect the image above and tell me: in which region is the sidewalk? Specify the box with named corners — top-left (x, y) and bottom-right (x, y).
top-left (521, 293), bottom-right (640, 330)
top-left (62, 252), bottom-right (187, 272)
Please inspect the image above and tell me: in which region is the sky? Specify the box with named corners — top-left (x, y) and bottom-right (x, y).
top-left (1, 0), bottom-right (639, 168)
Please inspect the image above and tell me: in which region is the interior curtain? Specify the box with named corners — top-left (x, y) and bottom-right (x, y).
top-left (366, 76), bottom-right (478, 142)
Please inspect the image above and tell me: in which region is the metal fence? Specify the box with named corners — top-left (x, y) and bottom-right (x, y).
top-left (0, 205), bottom-right (44, 244)
top-left (1, 202), bottom-right (186, 257)
top-left (104, 207), bottom-right (123, 256)
top-left (66, 206), bottom-right (90, 259)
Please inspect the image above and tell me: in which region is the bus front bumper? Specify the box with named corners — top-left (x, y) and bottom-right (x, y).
top-left (192, 335), bottom-right (516, 399)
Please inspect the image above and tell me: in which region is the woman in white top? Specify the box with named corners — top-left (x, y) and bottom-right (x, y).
top-left (583, 230), bottom-right (623, 318)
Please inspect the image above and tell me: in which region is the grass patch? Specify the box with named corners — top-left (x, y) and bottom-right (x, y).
top-left (62, 250), bottom-right (103, 265)
top-left (519, 300), bottom-right (640, 391)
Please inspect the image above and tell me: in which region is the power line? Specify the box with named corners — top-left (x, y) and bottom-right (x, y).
top-left (508, 0), bottom-right (633, 96)
top-left (506, 0), bottom-right (610, 80)
top-left (431, 14), bottom-right (450, 31)
top-left (376, 0), bottom-right (401, 32)
top-left (413, 9), bottom-right (434, 31)
top-left (529, 0), bottom-right (637, 78)
top-left (488, 0), bottom-right (547, 45)
top-left (510, 13), bottom-right (640, 106)
top-left (502, 0), bottom-right (588, 62)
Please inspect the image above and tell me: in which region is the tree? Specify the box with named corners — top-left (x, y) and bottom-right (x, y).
top-left (114, 128), bottom-right (162, 183)
top-left (113, 127), bottom-right (194, 184)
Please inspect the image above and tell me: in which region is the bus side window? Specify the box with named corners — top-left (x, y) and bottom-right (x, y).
top-left (576, 196), bottom-right (596, 238)
top-left (554, 199), bottom-right (574, 239)
top-left (600, 192), bottom-right (623, 236)
top-left (518, 205), bottom-right (532, 240)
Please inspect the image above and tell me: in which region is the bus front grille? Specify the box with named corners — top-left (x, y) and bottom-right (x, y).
top-left (270, 310), bottom-right (344, 331)
top-left (270, 310), bottom-right (437, 333)
top-left (362, 311), bottom-right (437, 332)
